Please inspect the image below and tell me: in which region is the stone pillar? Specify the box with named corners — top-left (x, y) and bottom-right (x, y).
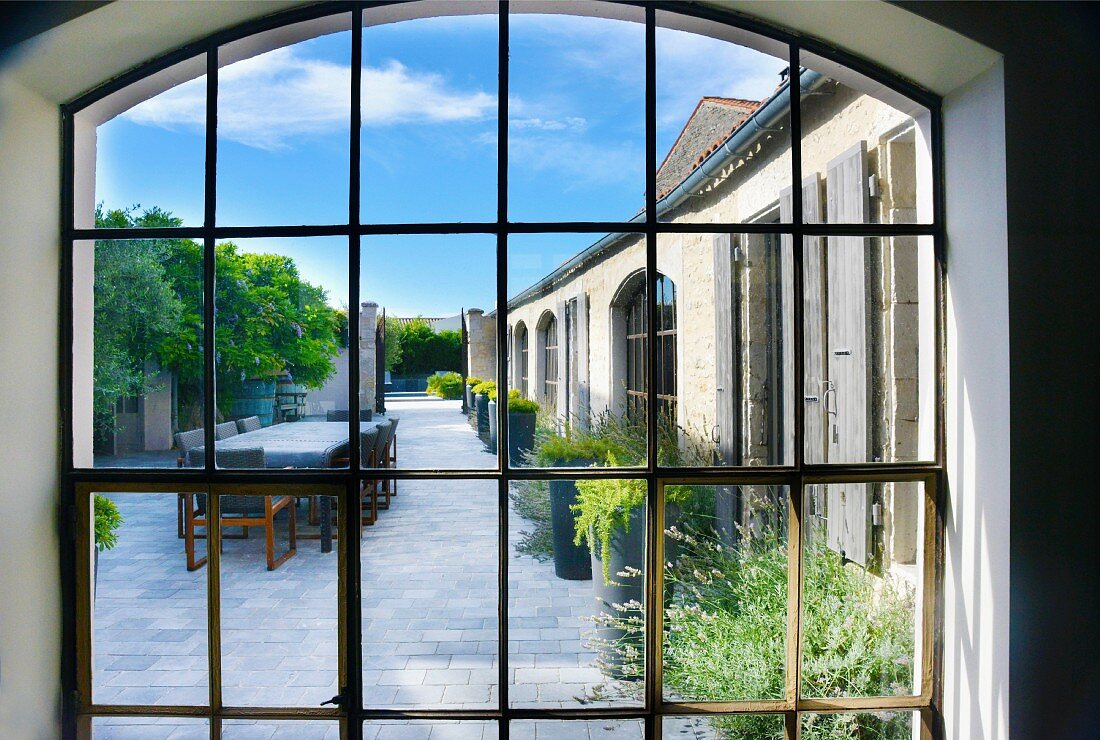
top-left (359, 302), bottom-right (378, 413)
top-left (466, 308), bottom-right (497, 382)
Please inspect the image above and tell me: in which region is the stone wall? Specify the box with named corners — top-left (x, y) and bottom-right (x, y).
top-left (359, 302), bottom-right (377, 413)
top-left (505, 80), bottom-right (927, 570)
top-left (465, 308), bottom-right (497, 382)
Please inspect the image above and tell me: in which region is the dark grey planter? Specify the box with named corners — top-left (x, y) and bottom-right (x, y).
top-left (464, 386), bottom-right (474, 412)
top-left (508, 412), bottom-right (536, 466)
top-left (487, 399), bottom-right (498, 450)
top-left (475, 393), bottom-right (490, 441)
top-left (549, 459), bottom-right (594, 581)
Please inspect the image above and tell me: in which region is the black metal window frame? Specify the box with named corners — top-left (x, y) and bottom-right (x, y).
top-left (58, 1), bottom-right (947, 738)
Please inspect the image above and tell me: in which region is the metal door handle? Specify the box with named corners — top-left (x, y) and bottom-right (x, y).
top-left (823, 381), bottom-right (837, 416)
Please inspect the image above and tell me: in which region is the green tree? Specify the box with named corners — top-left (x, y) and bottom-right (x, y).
top-left (392, 317), bottom-right (461, 374)
top-left (93, 205), bottom-right (346, 431)
top-left (383, 315), bottom-right (405, 373)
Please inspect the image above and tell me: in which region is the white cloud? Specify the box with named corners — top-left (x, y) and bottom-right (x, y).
top-left (509, 133), bottom-right (643, 191)
top-left (510, 116), bottom-right (587, 132)
top-left (124, 47), bottom-right (495, 151)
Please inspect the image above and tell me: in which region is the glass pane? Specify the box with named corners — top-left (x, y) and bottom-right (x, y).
top-left (359, 234), bottom-right (496, 469)
top-left (223, 720), bottom-right (340, 739)
top-left (661, 714), bottom-right (784, 740)
top-left (800, 51), bottom-right (933, 225)
top-left (802, 481), bottom-right (925, 698)
top-left (361, 5), bottom-right (498, 223)
top-left (74, 57), bottom-right (207, 230)
top-left (803, 236), bottom-right (934, 464)
top-left (508, 479), bottom-right (646, 708)
top-left (508, 3), bottom-right (645, 222)
top-left (218, 487), bottom-right (340, 707)
top-left (801, 711), bottom-right (918, 740)
top-left (75, 238), bottom-right (205, 470)
top-left (655, 11), bottom-right (791, 224)
top-left (363, 479), bottom-right (497, 709)
top-left (511, 720), bottom-right (643, 738)
top-left (217, 16), bottom-right (352, 226)
top-left (213, 237), bottom-right (350, 470)
top-left (507, 233), bottom-right (648, 468)
top-left (365, 721), bottom-right (497, 739)
top-left (91, 491), bottom-right (208, 706)
top-left (663, 485), bottom-right (788, 702)
top-left (92, 717), bottom-right (208, 739)
top-left (657, 232), bottom-right (793, 466)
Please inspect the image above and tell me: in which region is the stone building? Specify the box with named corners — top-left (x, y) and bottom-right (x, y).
top-left (475, 67), bottom-right (934, 574)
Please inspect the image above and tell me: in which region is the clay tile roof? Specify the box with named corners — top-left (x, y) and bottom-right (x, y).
top-left (654, 96), bottom-right (763, 200)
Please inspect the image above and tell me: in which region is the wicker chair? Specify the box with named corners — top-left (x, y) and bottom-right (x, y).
top-left (385, 416), bottom-right (400, 498)
top-left (359, 427), bottom-right (381, 525)
top-left (326, 409), bottom-right (373, 422)
top-left (236, 416), bottom-right (262, 434)
top-left (214, 421), bottom-right (239, 440)
top-left (182, 447), bottom-right (297, 571)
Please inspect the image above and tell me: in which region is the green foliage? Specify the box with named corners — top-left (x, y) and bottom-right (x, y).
top-left (571, 461), bottom-right (692, 584)
top-left (465, 376), bottom-right (483, 388)
top-left (506, 389), bottom-right (539, 415)
top-left (389, 318), bottom-right (461, 375)
top-left (93, 495), bottom-right (123, 552)
top-left (427, 371), bottom-right (464, 400)
top-left (472, 380), bottom-right (496, 400)
top-left (656, 513), bottom-right (915, 740)
top-left (383, 316), bottom-right (405, 372)
top-left (93, 205), bottom-right (346, 429)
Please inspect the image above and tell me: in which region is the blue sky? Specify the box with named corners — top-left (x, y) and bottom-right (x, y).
top-left (95, 12), bottom-right (785, 316)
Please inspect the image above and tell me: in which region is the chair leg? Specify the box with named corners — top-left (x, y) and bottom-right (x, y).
top-left (265, 496), bottom-right (297, 570)
top-left (184, 493), bottom-right (207, 571)
top-left (177, 494), bottom-right (185, 539)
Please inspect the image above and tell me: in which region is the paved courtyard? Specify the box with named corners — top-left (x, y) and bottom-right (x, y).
top-left (92, 396), bottom-right (647, 738)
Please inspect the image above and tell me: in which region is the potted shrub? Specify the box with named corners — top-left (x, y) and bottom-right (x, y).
top-left (506, 389), bottom-right (539, 467)
top-left (464, 376), bottom-right (482, 415)
top-left (93, 494), bottom-right (123, 590)
top-left (485, 384), bottom-right (499, 450)
top-left (472, 380), bottom-right (495, 444)
top-left (530, 433), bottom-right (624, 581)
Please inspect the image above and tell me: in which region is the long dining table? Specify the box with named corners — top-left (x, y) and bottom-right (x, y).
top-left (191, 420), bottom-right (381, 552)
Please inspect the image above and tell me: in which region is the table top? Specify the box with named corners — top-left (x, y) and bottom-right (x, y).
top-left (192, 420), bottom-right (381, 468)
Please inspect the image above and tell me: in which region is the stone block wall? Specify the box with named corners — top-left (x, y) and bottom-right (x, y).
top-left (465, 308), bottom-right (497, 382)
top-left (359, 302), bottom-right (377, 413)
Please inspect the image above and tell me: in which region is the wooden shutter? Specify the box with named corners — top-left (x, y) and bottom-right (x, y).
top-left (556, 298), bottom-right (568, 422)
top-left (572, 291), bottom-right (590, 426)
top-left (713, 233), bottom-right (739, 545)
top-left (825, 141), bottom-right (871, 565)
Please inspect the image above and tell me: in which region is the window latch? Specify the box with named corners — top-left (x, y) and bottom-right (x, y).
top-left (320, 692), bottom-right (346, 709)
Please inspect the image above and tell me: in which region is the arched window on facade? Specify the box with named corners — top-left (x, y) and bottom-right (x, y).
top-left (514, 321), bottom-right (528, 398)
top-left (622, 274), bottom-right (677, 422)
top-left (536, 311), bottom-right (558, 410)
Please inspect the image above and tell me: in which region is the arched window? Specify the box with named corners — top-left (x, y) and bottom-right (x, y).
top-left (541, 314), bottom-right (558, 410)
top-left (623, 274), bottom-right (677, 421)
top-left (60, 3), bottom-right (944, 735)
top-left (514, 321), bottom-right (528, 397)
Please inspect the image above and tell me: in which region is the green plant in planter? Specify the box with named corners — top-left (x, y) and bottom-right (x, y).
top-left (571, 454), bottom-right (692, 584)
top-left (507, 391), bottom-right (539, 415)
top-left (465, 376), bottom-right (483, 388)
top-left (472, 380), bottom-right (496, 400)
top-left (94, 494), bottom-right (123, 552)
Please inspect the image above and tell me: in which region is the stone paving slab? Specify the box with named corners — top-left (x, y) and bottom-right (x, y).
top-left (92, 396), bottom-right (636, 731)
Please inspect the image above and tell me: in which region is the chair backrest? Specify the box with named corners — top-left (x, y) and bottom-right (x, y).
top-left (327, 409), bottom-right (349, 422)
top-left (387, 416), bottom-right (400, 437)
top-left (215, 421), bottom-right (239, 440)
top-left (174, 428), bottom-right (205, 466)
top-left (236, 416), bottom-right (261, 434)
top-left (215, 447), bottom-right (265, 469)
top-left (360, 427), bottom-right (380, 467)
top-left (372, 420), bottom-right (393, 466)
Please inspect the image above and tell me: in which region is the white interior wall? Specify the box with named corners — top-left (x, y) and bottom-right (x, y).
top-left (942, 59), bottom-right (1011, 739)
top-left (0, 3), bottom-right (1008, 738)
top-left (0, 76), bottom-right (63, 738)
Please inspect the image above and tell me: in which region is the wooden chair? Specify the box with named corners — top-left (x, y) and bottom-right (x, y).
top-left (183, 448), bottom-right (297, 571)
top-left (174, 428), bottom-right (204, 538)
